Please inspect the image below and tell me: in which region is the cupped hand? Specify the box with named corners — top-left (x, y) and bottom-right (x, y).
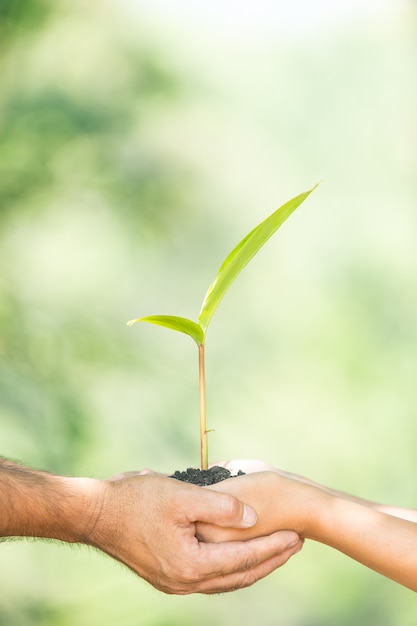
top-left (197, 467), bottom-right (313, 545)
top-left (88, 472), bottom-right (302, 595)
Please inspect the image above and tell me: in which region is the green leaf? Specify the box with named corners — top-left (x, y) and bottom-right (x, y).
top-left (198, 182), bottom-right (320, 332)
top-left (127, 315), bottom-right (204, 345)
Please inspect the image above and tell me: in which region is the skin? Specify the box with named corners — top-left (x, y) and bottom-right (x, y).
top-left (0, 458), bottom-right (302, 595)
top-left (198, 460), bottom-right (417, 593)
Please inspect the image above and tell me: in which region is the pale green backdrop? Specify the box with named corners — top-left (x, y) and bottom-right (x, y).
top-left (0, 0), bottom-right (416, 623)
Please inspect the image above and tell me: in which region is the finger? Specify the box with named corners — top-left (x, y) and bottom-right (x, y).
top-left (209, 460), bottom-right (231, 469)
top-left (108, 470), bottom-right (145, 481)
top-left (171, 533), bottom-right (303, 595)
top-left (196, 541), bottom-right (303, 594)
top-left (193, 529), bottom-right (301, 580)
top-left (215, 459), bottom-right (273, 474)
top-left (108, 468), bottom-right (167, 481)
top-left (138, 469), bottom-right (171, 477)
top-left (186, 486), bottom-right (258, 529)
top-left (199, 530), bottom-right (301, 578)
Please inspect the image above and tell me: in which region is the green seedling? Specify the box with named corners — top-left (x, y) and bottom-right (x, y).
top-left (128, 183), bottom-right (319, 470)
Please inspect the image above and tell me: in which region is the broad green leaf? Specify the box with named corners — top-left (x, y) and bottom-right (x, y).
top-left (127, 315), bottom-right (204, 345)
top-left (198, 183), bottom-right (319, 332)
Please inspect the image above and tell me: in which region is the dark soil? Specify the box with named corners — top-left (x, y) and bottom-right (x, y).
top-left (169, 465), bottom-right (245, 486)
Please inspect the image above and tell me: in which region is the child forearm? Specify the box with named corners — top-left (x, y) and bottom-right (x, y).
top-left (201, 471), bottom-right (417, 592)
top-left (286, 470), bottom-right (417, 523)
top-left (312, 494), bottom-right (417, 592)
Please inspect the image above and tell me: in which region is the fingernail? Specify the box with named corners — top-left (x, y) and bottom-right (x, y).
top-left (287, 537), bottom-right (303, 550)
top-left (242, 504), bottom-right (257, 527)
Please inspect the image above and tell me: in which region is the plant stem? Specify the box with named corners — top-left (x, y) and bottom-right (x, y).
top-left (198, 342), bottom-right (208, 470)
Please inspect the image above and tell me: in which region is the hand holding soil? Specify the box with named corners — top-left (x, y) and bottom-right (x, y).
top-left (196, 469), bottom-right (316, 543)
top-left (198, 459), bottom-right (417, 593)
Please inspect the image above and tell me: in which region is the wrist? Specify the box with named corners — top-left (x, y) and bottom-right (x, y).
top-left (268, 473), bottom-right (333, 540)
top-left (61, 476), bottom-right (107, 544)
top-left (299, 486), bottom-right (338, 541)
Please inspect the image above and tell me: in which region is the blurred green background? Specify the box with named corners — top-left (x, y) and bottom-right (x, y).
top-left (1, 0), bottom-right (416, 623)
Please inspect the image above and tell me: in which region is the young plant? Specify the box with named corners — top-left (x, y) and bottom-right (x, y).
top-left (128, 183), bottom-right (319, 470)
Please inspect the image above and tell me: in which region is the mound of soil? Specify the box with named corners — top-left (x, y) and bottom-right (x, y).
top-left (170, 465), bottom-right (245, 486)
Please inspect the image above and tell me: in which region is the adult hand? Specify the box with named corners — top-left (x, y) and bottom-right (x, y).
top-left (88, 472), bottom-right (302, 594)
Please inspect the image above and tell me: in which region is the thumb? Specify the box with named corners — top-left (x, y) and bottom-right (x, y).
top-left (190, 487), bottom-right (257, 529)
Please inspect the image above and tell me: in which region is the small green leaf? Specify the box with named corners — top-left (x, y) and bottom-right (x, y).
top-left (127, 315), bottom-right (204, 345)
top-left (198, 183), bottom-right (319, 332)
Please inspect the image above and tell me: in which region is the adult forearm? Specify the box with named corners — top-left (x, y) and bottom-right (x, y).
top-left (0, 459), bottom-right (303, 594)
top-left (0, 458), bottom-right (102, 543)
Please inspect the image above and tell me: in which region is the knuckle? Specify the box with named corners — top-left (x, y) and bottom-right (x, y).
top-left (239, 571), bottom-right (258, 589)
top-left (220, 492), bottom-right (241, 519)
top-left (163, 560), bottom-right (198, 587)
top-left (218, 571), bottom-right (258, 594)
top-left (178, 564), bottom-right (199, 584)
top-left (243, 554), bottom-right (258, 573)
top-left (153, 570), bottom-right (195, 595)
